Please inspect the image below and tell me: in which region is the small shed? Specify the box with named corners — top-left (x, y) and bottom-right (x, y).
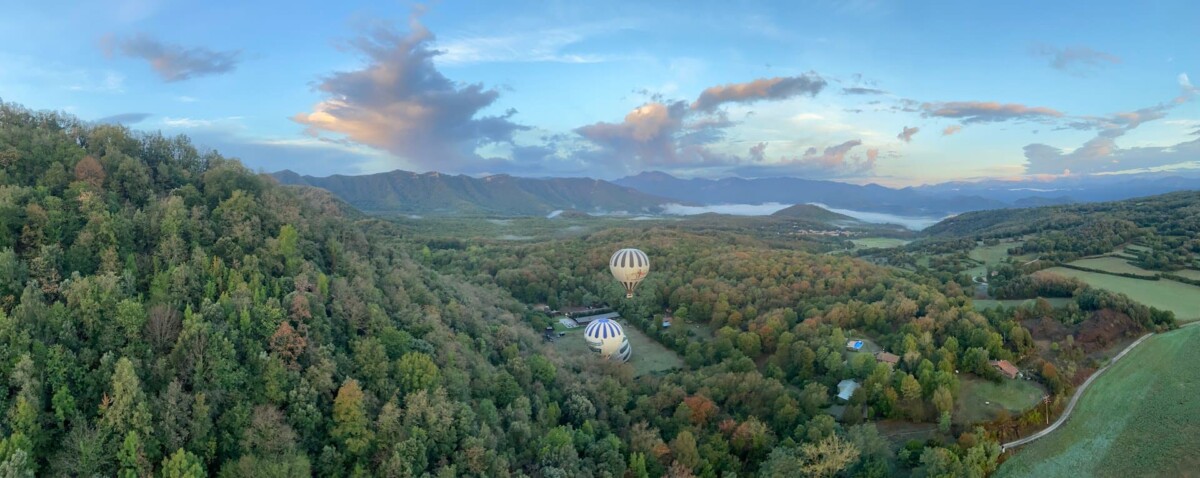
top-left (846, 340), bottom-right (864, 351)
top-left (837, 380), bottom-right (860, 401)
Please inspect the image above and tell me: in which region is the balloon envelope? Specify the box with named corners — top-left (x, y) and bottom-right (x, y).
top-left (609, 248), bottom-right (649, 298)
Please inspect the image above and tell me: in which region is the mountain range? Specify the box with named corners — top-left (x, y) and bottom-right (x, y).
top-left (271, 169), bottom-right (671, 215)
top-left (271, 169), bottom-right (1200, 220)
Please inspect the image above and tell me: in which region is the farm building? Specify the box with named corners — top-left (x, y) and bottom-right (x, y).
top-left (846, 340), bottom-right (864, 351)
top-left (990, 359), bottom-right (1020, 379)
top-left (532, 304), bottom-right (552, 313)
top-left (874, 351), bottom-right (900, 366)
top-left (573, 311), bottom-right (619, 325)
top-left (837, 380), bottom-right (859, 401)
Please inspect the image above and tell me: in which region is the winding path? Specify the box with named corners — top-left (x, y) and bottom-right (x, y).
top-left (1002, 321), bottom-right (1200, 451)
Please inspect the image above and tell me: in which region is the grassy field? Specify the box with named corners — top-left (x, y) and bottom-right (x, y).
top-left (964, 241), bottom-right (1024, 277)
top-left (1067, 256), bottom-right (1157, 277)
top-left (972, 298), bottom-right (1073, 311)
top-left (955, 375), bottom-right (1046, 425)
top-left (851, 237), bottom-right (911, 249)
top-left (996, 325), bottom-right (1200, 478)
top-left (1171, 268), bottom-right (1200, 281)
top-left (970, 242), bottom-right (1020, 264)
top-left (552, 323), bottom-right (684, 376)
top-left (1042, 267), bottom-right (1200, 322)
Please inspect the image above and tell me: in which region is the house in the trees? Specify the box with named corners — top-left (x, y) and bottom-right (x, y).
top-left (990, 359), bottom-right (1020, 379)
top-left (874, 351), bottom-right (900, 367)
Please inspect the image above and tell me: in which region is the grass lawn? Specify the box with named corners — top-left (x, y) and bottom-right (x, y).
top-left (1042, 267), bottom-right (1200, 322)
top-left (1067, 256), bottom-right (1157, 277)
top-left (552, 323), bottom-right (684, 376)
top-left (851, 237), bottom-right (911, 249)
top-left (996, 325), bottom-right (1200, 478)
top-left (955, 375), bottom-right (1046, 425)
top-left (972, 298), bottom-right (1072, 311)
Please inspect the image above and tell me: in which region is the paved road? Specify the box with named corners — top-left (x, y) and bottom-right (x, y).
top-left (1002, 321), bottom-right (1200, 451)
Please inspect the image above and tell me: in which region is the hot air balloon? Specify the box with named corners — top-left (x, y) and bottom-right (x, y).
top-left (610, 248), bottom-right (649, 298)
top-left (583, 318), bottom-right (632, 362)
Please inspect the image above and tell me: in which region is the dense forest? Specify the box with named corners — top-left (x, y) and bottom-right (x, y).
top-left (0, 101), bottom-right (1178, 477)
top-left (0, 101), bottom-right (688, 477)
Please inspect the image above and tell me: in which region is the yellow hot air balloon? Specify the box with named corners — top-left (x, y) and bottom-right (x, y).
top-left (609, 248), bottom-right (649, 298)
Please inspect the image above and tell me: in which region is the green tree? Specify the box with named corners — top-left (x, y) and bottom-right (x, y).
top-left (332, 379), bottom-right (374, 460)
top-left (669, 430), bottom-right (701, 471)
top-left (396, 352), bottom-right (440, 395)
top-left (160, 448), bottom-right (205, 478)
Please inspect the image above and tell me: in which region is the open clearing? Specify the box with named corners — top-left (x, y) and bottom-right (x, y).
top-left (552, 323), bottom-right (684, 376)
top-left (1067, 256), bottom-right (1157, 277)
top-left (970, 242), bottom-right (1020, 265)
top-left (964, 241), bottom-right (1024, 277)
top-left (996, 325), bottom-right (1200, 478)
top-left (851, 237), bottom-right (911, 249)
top-left (972, 298), bottom-right (1072, 311)
top-left (955, 375), bottom-right (1046, 425)
top-left (1041, 267), bottom-right (1200, 322)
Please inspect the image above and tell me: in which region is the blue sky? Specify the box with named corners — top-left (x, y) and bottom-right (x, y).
top-left (1, 0), bottom-right (1197, 186)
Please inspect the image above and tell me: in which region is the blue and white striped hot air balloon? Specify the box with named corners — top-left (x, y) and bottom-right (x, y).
top-left (584, 318), bottom-right (632, 362)
top-left (610, 248), bottom-right (650, 299)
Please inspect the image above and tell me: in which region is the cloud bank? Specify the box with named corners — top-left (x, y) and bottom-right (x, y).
top-left (922, 101), bottom-right (1063, 124)
top-left (101, 34), bottom-right (240, 82)
top-left (294, 11), bottom-right (527, 173)
top-left (1032, 44), bottom-right (1120, 76)
top-left (692, 73), bottom-right (826, 112)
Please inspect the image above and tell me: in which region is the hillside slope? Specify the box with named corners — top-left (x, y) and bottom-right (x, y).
top-left (273, 169), bottom-right (672, 215)
top-left (0, 102), bottom-right (651, 476)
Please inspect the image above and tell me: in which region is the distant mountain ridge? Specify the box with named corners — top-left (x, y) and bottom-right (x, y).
top-left (272, 168), bottom-right (1200, 219)
top-left (614, 171), bottom-right (1005, 215)
top-left (271, 169), bottom-right (673, 215)
top-left (615, 171), bottom-right (1200, 217)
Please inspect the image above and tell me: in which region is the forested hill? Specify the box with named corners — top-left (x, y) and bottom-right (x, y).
top-left (923, 191), bottom-right (1200, 267)
top-left (272, 169), bottom-right (673, 216)
top-left (0, 101), bottom-right (664, 476)
top-left (770, 204), bottom-right (855, 222)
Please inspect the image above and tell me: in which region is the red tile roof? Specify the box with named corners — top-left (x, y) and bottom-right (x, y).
top-left (990, 360), bottom-right (1019, 378)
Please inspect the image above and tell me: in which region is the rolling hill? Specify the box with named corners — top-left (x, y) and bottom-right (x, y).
top-left (272, 169), bottom-right (674, 215)
top-left (770, 204), bottom-right (856, 222)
